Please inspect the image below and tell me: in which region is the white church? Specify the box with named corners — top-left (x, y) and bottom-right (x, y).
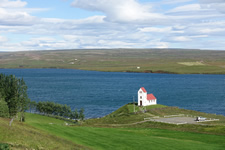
top-left (138, 87), bottom-right (157, 106)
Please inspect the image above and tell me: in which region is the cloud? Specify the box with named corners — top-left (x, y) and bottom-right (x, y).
top-left (0, 0), bottom-right (27, 8)
top-left (19, 37), bottom-right (79, 50)
top-left (0, 0), bottom-right (38, 26)
top-left (71, 0), bottom-right (167, 24)
top-left (0, 0), bottom-right (225, 51)
top-left (164, 36), bottom-right (192, 42)
top-left (167, 4), bottom-right (202, 13)
top-left (198, 28), bottom-right (225, 34)
top-left (199, 0), bottom-right (225, 13)
top-left (0, 35), bottom-right (8, 43)
top-left (162, 0), bottom-right (195, 5)
top-left (199, 0), bottom-right (225, 3)
top-left (138, 27), bottom-right (171, 33)
top-left (184, 21), bottom-right (225, 37)
top-left (0, 8), bottom-right (37, 26)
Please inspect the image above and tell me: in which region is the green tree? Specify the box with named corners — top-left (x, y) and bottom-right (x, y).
top-left (54, 103), bottom-right (63, 116)
top-left (0, 74), bottom-right (6, 99)
top-left (63, 104), bottom-right (72, 118)
top-left (37, 101), bottom-right (44, 114)
top-left (70, 108), bottom-right (79, 119)
top-left (0, 97), bottom-right (9, 118)
top-left (29, 101), bottom-right (37, 113)
top-left (3, 75), bottom-right (20, 126)
top-left (45, 101), bottom-right (54, 114)
top-left (79, 108), bottom-right (85, 120)
top-left (17, 78), bottom-right (30, 122)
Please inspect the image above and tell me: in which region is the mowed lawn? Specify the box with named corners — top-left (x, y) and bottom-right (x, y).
top-left (26, 113), bottom-right (225, 150)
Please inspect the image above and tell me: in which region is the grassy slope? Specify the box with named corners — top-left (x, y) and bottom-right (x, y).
top-left (85, 104), bottom-right (225, 135)
top-left (1, 105), bottom-right (225, 149)
top-left (23, 105), bottom-right (225, 150)
top-left (0, 49), bottom-right (225, 74)
top-left (25, 113), bottom-right (225, 150)
top-left (0, 117), bottom-right (88, 150)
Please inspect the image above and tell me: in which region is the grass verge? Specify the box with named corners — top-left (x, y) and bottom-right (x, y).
top-left (0, 117), bottom-right (88, 150)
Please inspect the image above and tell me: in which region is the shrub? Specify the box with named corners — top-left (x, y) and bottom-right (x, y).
top-left (0, 143), bottom-right (10, 150)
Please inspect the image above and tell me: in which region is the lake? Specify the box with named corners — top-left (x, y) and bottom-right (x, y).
top-left (0, 69), bottom-right (224, 118)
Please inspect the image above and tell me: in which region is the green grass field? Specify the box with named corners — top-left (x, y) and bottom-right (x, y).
top-left (1, 49), bottom-right (225, 74)
top-left (25, 113), bottom-right (225, 150)
top-left (0, 117), bottom-right (86, 150)
top-left (1, 105), bottom-right (225, 149)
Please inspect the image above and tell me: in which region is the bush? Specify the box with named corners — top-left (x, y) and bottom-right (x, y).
top-left (0, 143), bottom-right (10, 150)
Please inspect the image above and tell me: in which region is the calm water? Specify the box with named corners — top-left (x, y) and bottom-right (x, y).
top-left (0, 69), bottom-right (224, 118)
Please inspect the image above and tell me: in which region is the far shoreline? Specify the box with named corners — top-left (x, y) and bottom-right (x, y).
top-left (1, 67), bottom-right (225, 75)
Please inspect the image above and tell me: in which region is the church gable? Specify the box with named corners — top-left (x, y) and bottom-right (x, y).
top-left (140, 87), bottom-right (147, 93)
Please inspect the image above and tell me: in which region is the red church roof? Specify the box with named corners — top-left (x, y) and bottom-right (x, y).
top-left (141, 87), bottom-right (147, 93)
top-left (147, 94), bottom-right (156, 100)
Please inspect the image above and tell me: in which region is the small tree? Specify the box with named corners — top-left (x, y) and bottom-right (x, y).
top-left (17, 78), bottom-right (30, 122)
top-left (79, 108), bottom-right (85, 121)
top-left (45, 101), bottom-right (54, 115)
top-left (55, 103), bottom-right (63, 116)
top-left (62, 104), bottom-right (72, 118)
top-left (29, 101), bottom-right (37, 113)
top-left (74, 108), bottom-right (79, 119)
top-left (70, 108), bottom-right (79, 119)
top-left (36, 101), bottom-right (44, 114)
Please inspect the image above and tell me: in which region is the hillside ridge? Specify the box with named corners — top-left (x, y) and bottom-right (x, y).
top-left (1, 49), bottom-right (225, 74)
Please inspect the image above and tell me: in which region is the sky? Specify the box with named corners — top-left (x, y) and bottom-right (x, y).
top-left (0, 0), bottom-right (225, 51)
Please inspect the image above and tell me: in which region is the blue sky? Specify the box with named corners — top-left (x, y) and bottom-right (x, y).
top-left (0, 0), bottom-right (225, 51)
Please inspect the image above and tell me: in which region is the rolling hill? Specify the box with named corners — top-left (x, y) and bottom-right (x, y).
top-left (0, 49), bottom-right (225, 74)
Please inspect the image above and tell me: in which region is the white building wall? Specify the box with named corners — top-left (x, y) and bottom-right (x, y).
top-left (153, 99), bottom-right (157, 105)
top-left (149, 99), bottom-right (157, 105)
top-left (138, 88), bottom-right (147, 106)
